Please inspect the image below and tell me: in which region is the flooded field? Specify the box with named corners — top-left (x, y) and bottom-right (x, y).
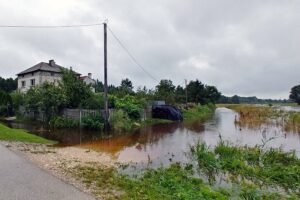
top-left (5, 107), bottom-right (300, 167)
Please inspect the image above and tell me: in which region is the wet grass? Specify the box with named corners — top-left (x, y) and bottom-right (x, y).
top-left (110, 110), bottom-right (173, 133)
top-left (182, 104), bottom-right (215, 121)
top-left (285, 112), bottom-right (300, 133)
top-left (223, 104), bottom-right (275, 127)
top-left (219, 104), bottom-right (300, 132)
top-left (191, 140), bottom-right (300, 198)
top-left (69, 139), bottom-right (300, 200)
top-left (0, 123), bottom-right (56, 144)
top-left (72, 163), bottom-right (231, 200)
top-left (141, 118), bottom-right (173, 126)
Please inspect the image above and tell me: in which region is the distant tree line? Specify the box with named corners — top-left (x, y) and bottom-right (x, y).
top-left (218, 95), bottom-right (291, 104)
top-left (0, 77), bottom-right (17, 93)
top-left (0, 77), bottom-right (17, 116)
top-left (95, 78), bottom-right (221, 105)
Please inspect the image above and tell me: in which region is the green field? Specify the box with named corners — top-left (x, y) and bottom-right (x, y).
top-left (0, 123), bottom-right (56, 144)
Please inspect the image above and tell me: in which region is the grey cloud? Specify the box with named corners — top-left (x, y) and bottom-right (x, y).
top-left (0, 0), bottom-right (299, 99)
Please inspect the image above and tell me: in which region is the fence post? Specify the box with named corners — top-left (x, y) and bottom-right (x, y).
top-left (79, 109), bottom-right (82, 128)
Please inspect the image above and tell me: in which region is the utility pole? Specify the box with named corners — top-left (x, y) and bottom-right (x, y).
top-left (103, 22), bottom-right (109, 130)
top-left (185, 79), bottom-right (188, 109)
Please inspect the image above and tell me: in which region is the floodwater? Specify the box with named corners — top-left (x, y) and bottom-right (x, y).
top-left (4, 107), bottom-right (300, 167)
top-left (77, 107), bottom-right (300, 168)
top-left (276, 105), bottom-right (300, 112)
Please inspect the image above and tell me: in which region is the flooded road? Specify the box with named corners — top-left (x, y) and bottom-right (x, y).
top-left (4, 107), bottom-right (300, 167)
top-left (78, 107), bottom-right (300, 167)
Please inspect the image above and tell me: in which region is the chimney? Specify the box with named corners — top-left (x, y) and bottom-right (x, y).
top-left (49, 59), bottom-right (55, 67)
top-left (88, 73), bottom-right (92, 79)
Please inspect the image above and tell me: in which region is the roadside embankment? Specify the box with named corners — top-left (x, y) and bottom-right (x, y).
top-left (0, 123), bottom-right (56, 144)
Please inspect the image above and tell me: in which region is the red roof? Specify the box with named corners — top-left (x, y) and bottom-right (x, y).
top-left (79, 76), bottom-right (87, 80)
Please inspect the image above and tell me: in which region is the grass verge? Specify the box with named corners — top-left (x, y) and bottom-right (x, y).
top-left (191, 140), bottom-right (300, 199)
top-left (182, 104), bottom-right (215, 121)
top-left (70, 140), bottom-right (300, 200)
top-left (141, 118), bottom-right (173, 126)
top-left (0, 123), bottom-right (56, 144)
top-left (72, 163), bottom-right (230, 200)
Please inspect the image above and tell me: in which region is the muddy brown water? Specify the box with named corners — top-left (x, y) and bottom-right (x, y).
top-left (4, 107), bottom-right (300, 168)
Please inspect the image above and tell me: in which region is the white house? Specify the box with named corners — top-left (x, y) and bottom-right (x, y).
top-left (17, 60), bottom-right (81, 93)
top-left (80, 73), bottom-right (96, 92)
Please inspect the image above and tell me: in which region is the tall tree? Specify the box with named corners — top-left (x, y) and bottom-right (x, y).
top-left (187, 80), bottom-right (205, 104)
top-left (108, 84), bottom-right (118, 95)
top-left (0, 89), bottom-right (12, 116)
top-left (231, 95), bottom-right (240, 104)
top-left (155, 79), bottom-right (176, 104)
top-left (118, 78), bottom-right (134, 96)
top-left (203, 85), bottom-right (221, 104)
top-left (25, 83), bottom-right (67, 122)
top-left (175, 85), bottom-right (186, 103)
top-left (95, 79), bottom-right (104, 93)
top-left (289, 85), bottom-right (300, 105)
top-left (0, 90), bottom-right (9, 105)
top-left (59, 69), bottom-right (92, 108)
top-left (136, 86), bottom-right (149, 99)
top-left (0, 77), bottom-right (17, 93)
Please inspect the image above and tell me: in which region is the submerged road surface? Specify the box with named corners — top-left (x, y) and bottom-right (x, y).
top-left (0, 143), bottom-right (95, 200)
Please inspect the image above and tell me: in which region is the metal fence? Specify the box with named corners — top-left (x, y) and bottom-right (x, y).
top-left (19, 106), bottom-right (152, 122)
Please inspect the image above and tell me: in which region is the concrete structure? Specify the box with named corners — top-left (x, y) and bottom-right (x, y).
top-left (80, 73), bottom-right (96, 92)
top-left (17, 60), bottom-right (80, 93)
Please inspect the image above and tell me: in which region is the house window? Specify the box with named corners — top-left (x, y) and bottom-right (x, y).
top-left (51, 72), bottom-right (54, 76)
top-left (21, 81), bottom-right (26, 87)
top-left (31, 72), bottom-right (34, 76)
top-left (30, 79), bottom-right (35, 86)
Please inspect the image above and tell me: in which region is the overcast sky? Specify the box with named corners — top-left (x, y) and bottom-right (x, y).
top-left (0, 0), bottom-right (299, 99)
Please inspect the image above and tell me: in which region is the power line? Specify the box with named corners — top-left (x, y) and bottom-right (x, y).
top-left (0, 23), bottom-right (103, 28)
top-left (0, 22), bottom-right (159, 82)
top-left (107, 25), bottom-right (159, 82)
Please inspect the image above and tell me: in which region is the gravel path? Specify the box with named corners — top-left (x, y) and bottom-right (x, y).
top-left (0, 143), bottom-right (95, 200)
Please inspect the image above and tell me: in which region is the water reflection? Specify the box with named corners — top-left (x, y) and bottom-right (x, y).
top-left (4, 107), bottom-right (300, 167)
top-left (277, 106), bottom-right (300, 112)
top-left (79, 108), bottom-right (300, 166)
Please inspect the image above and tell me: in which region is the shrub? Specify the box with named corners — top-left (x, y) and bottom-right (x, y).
top-left (10, 91), bottom-right (24, 113)
top-left (81, 93), bottom-right (104, 109)
top-left (82, 114), bottom-right (104, 130)
top-left (0, 105), bottom-right (7, 117)
top-left (109, 110), bottom-right (133, 132)
top-left (115, 95), bottom-right (146, 120)
top-left (51, 117), bottom-right (79, 129)
top-left (182, 104), bottom-right (215, 120)
top-left (108, 95), bottom-right (117, 108)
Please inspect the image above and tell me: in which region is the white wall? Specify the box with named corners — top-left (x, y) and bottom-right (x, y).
top-left (18, 71), bottom-right (62, 93)
top-left (82, 77), bottom-right (96, 93)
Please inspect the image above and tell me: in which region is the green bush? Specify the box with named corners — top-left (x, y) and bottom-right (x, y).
top-left (109, 110), bottom-right (133, 132)
top-left (0, 105), bottom-right (7, 117)
top-left (82, 114), bottom-right (104, 130)
top-left (108, 95), bottom-right (117, 108)
top-left (10, 91), bottom-right (24, 113)
top-left (51, 117), bottom-right (79, 129)
top-left (81, 93), bottom-right (104, 109)
top-left (182, 104), bottom-right (215, 120)
top-left (115, 95), bottom-right (146, 120)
